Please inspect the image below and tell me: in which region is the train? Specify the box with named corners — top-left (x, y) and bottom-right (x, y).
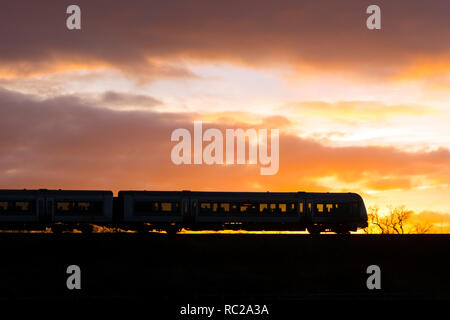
top-left (0, 189), bottom-right (368, 234)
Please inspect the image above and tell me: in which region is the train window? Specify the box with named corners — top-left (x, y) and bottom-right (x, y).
top-left (200, 203), bottom-right (211, 209)
top-left (279, 203), bottom-right (287, 213)
top-left (316, 204), bottom-right (324, 213)
top-left (259, 203), bottom-right (268, 213)
top-left (86, 202), bottom-right (102, 213)
top-left (56, 201), bottom-right (103, 215)
top-left (333, 203), bottom-right (353, 215)
top-left (0, 201), bottom-right (35, 214)
top-left (212, 203), bottom-right (219, 213)
top-left (200, 202), bottom-right (211, 213)
top-left (134, 201), bottom-right (178, 214)
top-left (56, 201), bottom-right (71, 212)
top-left (16, 201), bottom-right (30, 211)
top-left (240, 203), bottom-right (257, 213)
top-left (161, 202), bottom-right (172, 212)
top-left (270, 203), bottom-right (277, 212)
top-left (326, 204), bottom-right (333, 213)
top-left (299, 202), bottom-right (303, 213)
top-left (220, 203), bottom-right (230, 212)
top-left (134, 201), bottom-right (153, 214)
top-left (78, 202), bottom-right (91, 211)
top-left (288, 202), bottom-right (297, 213)
top-left (57, 202), bottom-right (70, 211)
top-left (231, 203), bottom-right (239, 213)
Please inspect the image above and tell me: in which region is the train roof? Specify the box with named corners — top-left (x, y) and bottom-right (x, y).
top-left (0, 189), bottom-right (112, 196)
top-left (301, 192), bottom-right (363, 201)
top-left (0, 190), bottom-right (363, 202)
top-left (118, 190), bottom-right (363, 201)
top-left (119, 190), bottom-right (299, 200)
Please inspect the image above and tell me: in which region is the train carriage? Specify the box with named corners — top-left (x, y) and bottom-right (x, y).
top-left (304, 193), bottom-right (368, 234)
top-left (191, 191), bottom-right (305, 231)
top-left (0, 190), bottom-right (41, 228)
top-left (48, 190), bottom-right (113, 233)
top-left (0, 189), bottom-right (113, 233)
top-left (118, 190), bottom-right (185, 232)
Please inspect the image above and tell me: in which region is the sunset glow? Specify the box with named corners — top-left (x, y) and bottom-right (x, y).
top-left (0, 1), bottom-right (449, 232)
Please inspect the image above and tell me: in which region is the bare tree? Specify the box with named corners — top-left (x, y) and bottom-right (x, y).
top-left (388, 205), bottom-right (412, 234)
top-left (365, 205), bottom-right (431, 234)
top-left (412, 222), bottom-right (433, 234)
top-left (366, 206), bottom-right (390, 234)
top-left (365, 206), bottom-right (379, 233)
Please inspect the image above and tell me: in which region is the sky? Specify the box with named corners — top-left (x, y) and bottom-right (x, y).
top-left (0, 1), bottom-right (449, 231)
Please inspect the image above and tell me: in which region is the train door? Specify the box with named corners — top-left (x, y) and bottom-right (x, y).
top-left (38, 199), bottom-right (44, 220)
top-left (182, 190), bottom-right (197, 224)
top-left (191, 199), bottom-right (197, 220)
top-left (182, 198), bottom-right (189, 218)
top-left (307, 201), bottom-right (313, 221)
top-left (183, 198), bottom-right (197, 225)
top-left (38, 197), bottom-right (52, 224)
top-left (299, 200), bottom-right (306, 222)
top-left (46, 198), bottom-right (54, 223)
top-left (181, 192), bottom-right (195, 225)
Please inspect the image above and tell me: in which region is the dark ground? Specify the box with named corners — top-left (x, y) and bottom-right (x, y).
top-left (0, 233), bottom-right (449, 316)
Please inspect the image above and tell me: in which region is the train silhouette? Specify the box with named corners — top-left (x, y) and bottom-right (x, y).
top-left (0, 189), bottom-right (368, 234)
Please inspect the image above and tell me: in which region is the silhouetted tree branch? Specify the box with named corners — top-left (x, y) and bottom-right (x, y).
top-left (365, 205), bottom-right (432, 234)
top-left (412, 222), bottom-right (433, 234)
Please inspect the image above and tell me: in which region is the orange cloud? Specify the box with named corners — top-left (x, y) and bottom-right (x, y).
top-left (289, 101), bottom-right (437, 122)
top-left (0, 59), bottom-right (105, 79)
top-left (364, 177), bottom-right (413, 191)
top-left (392, 59), bottom-right (450, 90)
top-left (0, 87), bottom-right (448, 199)
top-left (198, 112), bottom-right (292, 128)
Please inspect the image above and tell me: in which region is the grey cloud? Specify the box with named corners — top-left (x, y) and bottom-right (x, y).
top-left (0, 1), bottom-right (448, 79)
top-left (101, 91), bottom-right (163, 109)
